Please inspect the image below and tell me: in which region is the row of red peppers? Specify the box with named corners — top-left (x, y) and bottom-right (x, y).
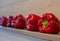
top-left (0, 13), bottom-right (60, 34)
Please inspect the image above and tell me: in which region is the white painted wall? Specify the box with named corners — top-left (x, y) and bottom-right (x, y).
top-left (0, 0), bottom-right (60, 19)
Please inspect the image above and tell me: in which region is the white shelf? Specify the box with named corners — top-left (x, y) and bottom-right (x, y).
top-left (0, 26), bottom-right (60, 41)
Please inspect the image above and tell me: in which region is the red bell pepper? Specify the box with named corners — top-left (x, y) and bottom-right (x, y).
top-left (27, 14), bottom-right (41, 31)
top-left (38, 13), bottom-right (60, 34)
top-left (11, 15), bottom-right (19, 27)
top-left (7, 16), bottom-right (13, 27)
top-left (2, 16), bottom-right (7, 26)
top-left (13, 14), bottom-right (26, 29)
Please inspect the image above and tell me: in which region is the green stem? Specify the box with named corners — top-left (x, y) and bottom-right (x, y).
top-left (42, 19), bottom-right (48, 28)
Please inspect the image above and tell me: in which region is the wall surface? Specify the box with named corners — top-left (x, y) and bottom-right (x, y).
top-left (0, 0), bottom-right (60, 19)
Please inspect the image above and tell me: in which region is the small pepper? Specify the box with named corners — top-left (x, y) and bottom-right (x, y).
top-left (2, 16), bottom-right (7, 26)
top-left (14, 14), bottom-right (26, 29)
top-left (7, 16), bottom-right (13, 27)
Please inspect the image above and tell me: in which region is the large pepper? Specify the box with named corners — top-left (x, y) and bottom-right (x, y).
top-left (38, 13), bottom-right (60, 34)
top-left (27, 14), bottom-right (41, 31)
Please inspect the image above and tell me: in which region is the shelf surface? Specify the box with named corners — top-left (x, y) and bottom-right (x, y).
top-left (0, 26), bottom-right (50, 41)
top-left (0, 26), bottom-right (60, 41)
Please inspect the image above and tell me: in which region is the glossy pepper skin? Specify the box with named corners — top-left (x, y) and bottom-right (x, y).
top-left (27, 24), bottom-right (38, 31)
top-left (2, 16), bottom-right (7, 26)
top-left (7, 16), bottom-right (13, 27)
top-left (11, 15), bottom-right (19, 27)
top-left (13, 14), bottom-right (26, 29)
top-left (27, 14), bottom-right (40, 25)
top-left (27, 14), bottom-right (41, 31)
top-left (42, 13), bottom-right (60, 24)
top-left (38, 13), bottom-right (60, 34)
